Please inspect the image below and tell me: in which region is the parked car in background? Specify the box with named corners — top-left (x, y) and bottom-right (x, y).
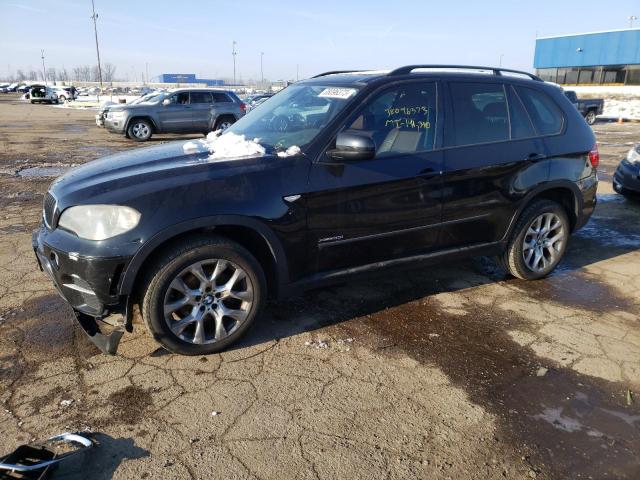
top-left (103, 88), bottom-right (246, 141)
top-left (17, 84), bottom-right (30, 93)
top-left (245, 93), bottom-right (273, 111)
top-left (29, 85), bottom-right (59, 104)
top-left (53, 86), bottom-right (78, 103)
top-left (33, 65), bottom-right (598, 355)
top-left (0, 84), bottom-right (9, 93)
top-left (613, 144), bottom-right (640, 198)
top-left (563, 90), bottom-right (604, 125)
top-left (7, 83), bottom-right (20, 92)
top-left (95, 91), bottom-right (163, 127)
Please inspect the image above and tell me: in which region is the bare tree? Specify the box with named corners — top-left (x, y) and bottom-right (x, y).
top-left (28, 70), bottom-right (38, 81)
top-left (103, 63), bottom-right (116, 83)
top-left (91, 65), bottom-right (101, 82)
top-left (16, 70), bottom-right (26, 81)
top-left (47, 67), bottom-right (57, 84)
top-left (60, 67), bottom-right (69, 83)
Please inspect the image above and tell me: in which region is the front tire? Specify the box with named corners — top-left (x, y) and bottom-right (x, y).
top-left (141, 235), bottom-right (266, 355)
top-left (585, 110), bottom-right (597, 125)
top-left (501, 200), bottom-right (570, 280)
top-left (127, 119), bottom-right (153, 141)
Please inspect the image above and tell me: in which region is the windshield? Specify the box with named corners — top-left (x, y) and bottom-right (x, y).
top-left (132, 92), bottom-right (163, 104)
top-left (224, 84), bottom-right (360, 151)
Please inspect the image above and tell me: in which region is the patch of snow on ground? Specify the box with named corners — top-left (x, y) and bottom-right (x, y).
top-left (204, 131), bottom-right (266, 160)
top-left (602, 99), bottom-right (640, 120)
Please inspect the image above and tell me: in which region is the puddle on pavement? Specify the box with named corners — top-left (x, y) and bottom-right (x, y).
top-left (325, 284), bottom-right (640, 479)
top-left (16, 166), bottom-right (69, 178)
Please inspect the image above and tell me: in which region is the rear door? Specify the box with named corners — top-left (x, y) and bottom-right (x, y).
top-left (439, 80), bottom-right (547, 248)
top-left (157, 92), bottom-right (192, 132)
top-left (306, 80), bottom-right (444, 273)
top-left (190, 91), bottom-right (214, 131)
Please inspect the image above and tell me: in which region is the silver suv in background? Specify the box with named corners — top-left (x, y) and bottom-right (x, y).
top-left (103, 88), bottom-right (246, 141)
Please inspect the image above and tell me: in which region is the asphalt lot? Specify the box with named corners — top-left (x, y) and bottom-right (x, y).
top-left (0, 93), bottom-right (639, 479)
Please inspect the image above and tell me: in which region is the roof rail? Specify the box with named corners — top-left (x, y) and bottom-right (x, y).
top-left (388, 65), bottom-right (542, 81)
top-left (311, 70), bottom-right (371, 78)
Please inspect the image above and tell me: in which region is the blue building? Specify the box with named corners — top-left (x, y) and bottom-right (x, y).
top-left (159, 73), bottom-right (224, 87)
top-left (534, 29), bottom-right (640, 85)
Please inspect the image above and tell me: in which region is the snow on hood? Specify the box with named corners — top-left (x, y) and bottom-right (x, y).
top-left (182, 131), bottom-right (301, 160)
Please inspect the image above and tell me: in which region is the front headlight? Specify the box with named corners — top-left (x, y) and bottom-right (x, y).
top-left (58, 205), bottom-right (141, 240)
top-left (108, 111), bottom-right (126, 120)
top-left (627, 146), bottom-right (640, 165)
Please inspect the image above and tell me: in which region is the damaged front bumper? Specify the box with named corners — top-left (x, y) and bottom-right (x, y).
top-left (32, 224), bottom-right (136, 355)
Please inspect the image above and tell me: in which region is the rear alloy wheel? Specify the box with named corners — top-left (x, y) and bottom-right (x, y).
top-left (214, 116), bottom-right (235, 131)
top-left (59, 95), bottom-right (66, 103)
top-left (142, 235), bottom-right (266, 355)
top-left (128, 119), bottom-right (153, 141)
top-left (585, 110), bottom-right (597, 125)
top-left (501, 200), bottom-right (570, 280)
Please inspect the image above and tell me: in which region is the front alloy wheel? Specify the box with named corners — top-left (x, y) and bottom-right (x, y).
top-left (164, 259), bottom-right (253, 345)
top-left (585, 110), bottom-right (597, 125)
top-left (128, 119), bottom-right (153, 141)
top-left (141, 235), bottom-right (266, 355)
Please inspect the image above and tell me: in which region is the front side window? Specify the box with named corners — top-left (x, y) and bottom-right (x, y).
top-left (346, 82), bottom-right (437, 155)
top-left (515, 86), bottom-right (564, 136)
top-left (447, 82), bottom-right (509, 147)
top-left (224, 84), bottom-right (360, 151)
top-left (190, 92), bottom-right (213, 104)
top-left (168, 92), bottom-right (189, 105)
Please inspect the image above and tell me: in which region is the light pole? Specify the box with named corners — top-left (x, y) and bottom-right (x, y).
top-left (40, 49), bottom-right (47, 85)
top-left (232, 40), bottom-right (237, 85)
top-left (90, 0), bottom-right (103, 89)
top-left (296, 64), bottom-right (299, 81)
top-left (260, 51), bottom-right (264, 85)
top-left (630, 15), bottom-right (638, 28)
top-left (499, 53), bottom-right (504, 67)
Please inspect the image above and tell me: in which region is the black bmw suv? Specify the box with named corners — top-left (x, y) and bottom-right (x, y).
top-left (33, 65), bottom-right (599, 355)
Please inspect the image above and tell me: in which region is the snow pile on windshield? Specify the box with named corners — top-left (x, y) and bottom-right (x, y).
top-left (277, 145), bottom-right (301, 157)
top-left (205, 131), bottom-right (266, 159)
top-left (181, 131), bottom-right (301, 160)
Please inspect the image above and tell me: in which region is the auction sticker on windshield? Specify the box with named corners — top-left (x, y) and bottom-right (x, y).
top-left (318, 87), bottom-right (358, 99)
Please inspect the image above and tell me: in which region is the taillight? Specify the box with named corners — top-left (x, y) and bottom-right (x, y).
top-left (240, 102), bottom-right (246, 112)
top-left (588, 143), bottom-right (599, 168)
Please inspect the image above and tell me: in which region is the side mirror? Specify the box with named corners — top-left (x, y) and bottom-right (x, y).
top-left (162, 98), bottom-right (171, 106)
top-left (326, 132), bottom-right (376, 161)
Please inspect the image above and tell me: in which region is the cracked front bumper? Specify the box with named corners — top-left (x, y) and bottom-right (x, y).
top-left (32, 224), bottom-right (133, 354)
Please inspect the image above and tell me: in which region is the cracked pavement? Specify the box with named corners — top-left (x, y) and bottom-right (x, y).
top-left (0, 96), bottom-right (639, 479)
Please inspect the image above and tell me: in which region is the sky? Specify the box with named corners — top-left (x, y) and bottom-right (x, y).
top-left (1, 0), bottom-right (639, 82)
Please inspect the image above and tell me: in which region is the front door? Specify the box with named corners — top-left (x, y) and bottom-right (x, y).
top-left (305, 81), bottom-right (444, 273)
top-left (158, 92), bottom-right (193, 132)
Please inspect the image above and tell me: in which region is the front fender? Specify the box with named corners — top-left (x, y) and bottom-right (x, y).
top-left (118, 214), bottom-right (289, 295)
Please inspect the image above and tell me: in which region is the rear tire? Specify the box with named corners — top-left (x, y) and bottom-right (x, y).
top-left (585, 110), bottom-right (597, 125)
top-left (127, 119), bottom-right (153, 141)
top-left (501, 200), bottom-right (570, 280)
top-left (213, 116), bottom-right (236, 132)
top-left (141, 235), bottom-right (266, 355)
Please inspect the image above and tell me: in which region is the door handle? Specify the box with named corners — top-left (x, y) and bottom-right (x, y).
top-left (526, 153), bottom-right (546, 161)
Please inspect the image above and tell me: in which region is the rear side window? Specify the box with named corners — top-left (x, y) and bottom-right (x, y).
top-left (447, 82), bottom-right (509, 147)
top-left (508, 86), bottom-right (536, 139)
top-left (190, 92), bottom-right (213, 104)
top-left (515, 86), bottom-right (564, 136)
top-left (212, 93), bottom-right (232, 103)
